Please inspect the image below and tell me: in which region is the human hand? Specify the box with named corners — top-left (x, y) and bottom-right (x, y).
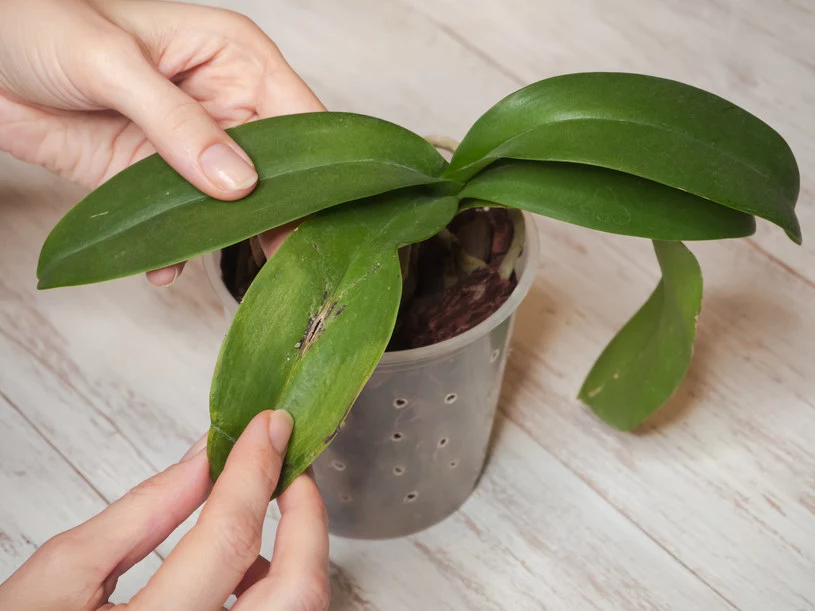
top-left (0, 410), bottom-right (330, 610)
top-left (0, 0), bottom-right (324, 285)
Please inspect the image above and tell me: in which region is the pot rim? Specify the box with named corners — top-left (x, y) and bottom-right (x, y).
top-left (203, 211), bottom-right (541, 365)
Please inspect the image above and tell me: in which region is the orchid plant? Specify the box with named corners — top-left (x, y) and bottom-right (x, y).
top-left (36, 73), bottom-right (800, 494)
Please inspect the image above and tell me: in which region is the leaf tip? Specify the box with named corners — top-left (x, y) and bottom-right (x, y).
top-left (787, 228), bottom-right (803, 246)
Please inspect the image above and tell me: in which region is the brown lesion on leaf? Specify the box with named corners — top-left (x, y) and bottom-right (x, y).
top-left (296, 263), bottom-right (382, 355)
top-left (298, 309), bottom-right (328, 354)
top-left (323, 425), bottom-right (341, 445)
top-left (322, 401), bottom-right (355, 445)
top-left (298, 289), bottom-right (348, 355)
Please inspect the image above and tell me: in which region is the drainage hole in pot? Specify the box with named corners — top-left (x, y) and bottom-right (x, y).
top-left (449, 460), bottom-right (459, 469)
top-left (490, 349), bottom-right (500, 363)
top-left (392, 432), bottom-right (404, 441)
top-left (444, 393), bottom-right (458, 404)
top-left (403, 491), bottom-right (418, 503)
top-left (339, 494), bottom-right (352, 503)
top-left (438, 437), bottom-right (449, 448)
top-left (393, 466), bottom-right (405, 476)
top-left (331, 460), bottom-right (346, 471)
top-left (393, 398), bottom-right (408, 409)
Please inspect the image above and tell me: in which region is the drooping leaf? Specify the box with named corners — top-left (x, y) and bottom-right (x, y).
top-left (459, 160), bottom-right (756, 240)
top-left (579, 241), bottom-right (703, 430)
top-left (446, 73), bottom-right (800, 242)
top-left (208, 188), bottom-right (458, 494)
top-left (38, 113), bottom-right (454, 288)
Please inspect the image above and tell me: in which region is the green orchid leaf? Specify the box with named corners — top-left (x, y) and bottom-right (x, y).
top-left (208, 188), bottom-right (458, 495)
top-left (459, 160), bottom-right (756, 240)
top-left (446, 73), bottom-right (800, 243)
top-left (579, 241), bottom-right (702, 430)
top-left (38, 112), bottom-right (453, 289)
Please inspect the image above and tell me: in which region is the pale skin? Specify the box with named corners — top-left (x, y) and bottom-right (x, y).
top-left (0, 0), bottom-right (329, 608)
top-left (0, 0), bottom-right (322, 282)
top-left (0, 412), bottom-right (331, 611)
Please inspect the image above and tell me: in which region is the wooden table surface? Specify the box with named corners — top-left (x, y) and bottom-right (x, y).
top-left (2, 1), bottom-right (813, 609)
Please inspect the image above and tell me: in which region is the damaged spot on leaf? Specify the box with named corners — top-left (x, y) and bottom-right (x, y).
top-left (322, 403), bottom-right (354, 445)
top-left (323, 426), bottom-right (341, 445)
top-left (299, 313), bottom-right (323, 354)
top-left (298, 291), bottom-right (347, 355)
top-left (586, 385), bottom-right (604, 399)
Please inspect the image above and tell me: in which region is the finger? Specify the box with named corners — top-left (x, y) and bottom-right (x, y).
top-left (67, 435), bottom-right (211, 580)
top-left (256, 60), bottom-right (326, 118)
top-left (258, 222), bottom-right (299, 259)
top-left (86, 42), bottom-right (258, 201)
top-left (146, 262), bottom-right (185, 287)
top-left (232, 473), bottom-right (330, 611)
top-left (0, 435), bottom-right (209, 611)
top-left (131, 410), bottom-right (293, 611)
top-left (269, 473), bottom-right (330, 587)
top-left (103, 0), bottom-right (324, 119)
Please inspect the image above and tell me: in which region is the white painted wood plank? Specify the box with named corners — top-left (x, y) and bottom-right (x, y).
top-left (1, 0), bottom-right (814, 608)
top-left (396, 0), bottom-right (815, 282)
top-left (162, 418), bottom-right (738, 610)
top-left (0, 392), bottom-right (161, 603)
top-left (195, 0), bottom-right (520, 140)
top-left (0, 158), bottom-right (729, 609)
top-left (201, 1), bottom-right (815, 606)
top-left (502, 218), bottom-right (815, 610)
top-left (0, 162), bottom-right (213, 500)
top-left (282, 416), bottom-right (734, 611)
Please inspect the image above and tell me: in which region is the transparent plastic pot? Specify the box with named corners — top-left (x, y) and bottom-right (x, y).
top-left (204, 211), bottom-right (540, 539)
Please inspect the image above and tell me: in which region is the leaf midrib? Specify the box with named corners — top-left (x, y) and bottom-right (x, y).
top-left (39, 160), bottom-right (439, 278)
top-left (269, 209), bottom-right (405, 427)
top-left (454, 115), bottom-right (781, 193)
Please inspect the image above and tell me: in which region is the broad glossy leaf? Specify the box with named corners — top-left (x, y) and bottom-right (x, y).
top-left (208, 188), bottom-right (458, 494)
top-left (446, 73), bottom-right (800, 243)
top-left (459, 160), bottom-right (756, 240)
top-left (38, 112), bottom-right (452, 288)
top-left (579, 241), bottom-right (702, 430)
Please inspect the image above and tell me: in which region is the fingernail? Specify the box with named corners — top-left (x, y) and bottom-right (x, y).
top-left (200, 143), bottom-right (258, 191)
top-left (180, 433), bottom-right (208, 462)
top-left (269, 410), bottom-right (294, 454)
top-left (149, 266), bottom-right (179, 287)
top-left (164, 267), bottom-right (179, 287)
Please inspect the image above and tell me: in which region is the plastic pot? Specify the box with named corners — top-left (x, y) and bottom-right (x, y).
top-left (204, 212), bottom-right (540, 539)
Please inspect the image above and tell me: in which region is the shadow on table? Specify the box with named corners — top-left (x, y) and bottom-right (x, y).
top-left (635, 286), bottom-right (800, 433)
top-left (485, 280), bottom-right (554, 461)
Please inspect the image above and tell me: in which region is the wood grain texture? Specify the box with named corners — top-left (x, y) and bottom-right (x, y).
top-left (0, 392), bottom-right (161, 603)
top-left (1, 0), bottom-right (814, 609)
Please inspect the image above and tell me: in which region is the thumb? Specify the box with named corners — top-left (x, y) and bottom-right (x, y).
top-left (97, 53), bottom-right (258, 200)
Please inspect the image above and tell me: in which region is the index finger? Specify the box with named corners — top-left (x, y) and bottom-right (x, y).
top-left (129, 410), bottom-right (293, 611)
top-left (231, 472), bottom-right (330, 611)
